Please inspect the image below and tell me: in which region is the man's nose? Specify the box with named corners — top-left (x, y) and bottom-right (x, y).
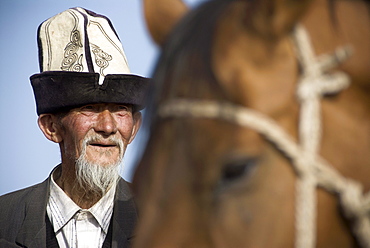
top-left (94, 110), bottom-right (118, 135)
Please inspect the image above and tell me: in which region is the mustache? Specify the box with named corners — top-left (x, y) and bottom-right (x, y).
top-left (80, 133), bottom-right (126, 163)
top-left (83, 134), bottom-right (124, 149)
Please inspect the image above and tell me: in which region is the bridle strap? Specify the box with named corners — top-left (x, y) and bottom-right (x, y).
top-left (293, 24), bottom-right (351, 248)
top-left (157, 24), bottom-right (370, 247)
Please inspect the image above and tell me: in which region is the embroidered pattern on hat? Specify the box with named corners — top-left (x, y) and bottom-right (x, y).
top-left (91, 43), bottom-right (112, 76)
top-left (61, 11), bottom-right (84, 72)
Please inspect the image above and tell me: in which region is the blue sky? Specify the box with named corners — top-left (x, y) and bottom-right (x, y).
top-left (0, 0), bottom-right (202, 195)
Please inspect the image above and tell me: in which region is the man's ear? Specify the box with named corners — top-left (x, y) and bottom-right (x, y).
top-left (38, 114), bottom-right (63, 143)
top-left (128, 112), bottom-right (143, 144)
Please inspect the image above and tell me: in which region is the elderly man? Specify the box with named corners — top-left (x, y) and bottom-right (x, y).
top-left (0, 7), bottom-right (148, 248)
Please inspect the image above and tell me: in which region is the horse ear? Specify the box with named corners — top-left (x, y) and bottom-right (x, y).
top-left (249, 0), bottom-right (313, 38)
top-left (143, 0), bottom-right (188, 45)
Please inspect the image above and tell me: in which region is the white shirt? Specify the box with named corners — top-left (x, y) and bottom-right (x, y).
top-left (47, 170), bottom-right (115, 248)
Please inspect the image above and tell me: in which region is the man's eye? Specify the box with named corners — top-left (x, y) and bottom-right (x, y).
top-left (116, 105), bottom-right (131, 113)
top-left (118, 105), bottom-right (128, 110)
top-left (81, 105), bottom-right (95, 111)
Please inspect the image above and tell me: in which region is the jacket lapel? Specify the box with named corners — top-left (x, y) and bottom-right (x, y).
top-left (15, 177), bottom-right (50, 248)
top-left (110, 179), bottom-right (138, 248)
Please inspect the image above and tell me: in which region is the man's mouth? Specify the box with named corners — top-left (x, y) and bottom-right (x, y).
top-left (89, 142), bottom-right (117, 148)
top-left (90, 144), bottom-right (117, 147)
top-left (83, 135), bottom-right (123, 155)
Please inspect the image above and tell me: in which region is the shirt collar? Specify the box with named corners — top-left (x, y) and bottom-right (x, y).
top-left (89, 183), bottom-right (115, 233)
top-left (47, 166), bottom-right (116, 234)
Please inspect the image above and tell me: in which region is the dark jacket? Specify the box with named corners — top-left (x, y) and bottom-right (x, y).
top-left (0, 169), bottom-right (138, 248)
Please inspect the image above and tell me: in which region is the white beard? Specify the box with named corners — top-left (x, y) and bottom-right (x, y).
top-left (75, 134), bottom-right (125, 196)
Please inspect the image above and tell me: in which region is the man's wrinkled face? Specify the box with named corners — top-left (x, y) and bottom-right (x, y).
top-left (58, 103), bottom-right (140, 167)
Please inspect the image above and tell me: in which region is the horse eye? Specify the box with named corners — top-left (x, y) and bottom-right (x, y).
top-left (221, 158), bottom-right (257, 184)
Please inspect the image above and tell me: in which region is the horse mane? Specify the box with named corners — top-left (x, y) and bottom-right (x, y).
top-left (144, 0), bottom-right (242, 130)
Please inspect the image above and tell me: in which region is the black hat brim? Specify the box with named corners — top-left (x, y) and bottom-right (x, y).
top-left (31, 71), bottom-right (149, 115)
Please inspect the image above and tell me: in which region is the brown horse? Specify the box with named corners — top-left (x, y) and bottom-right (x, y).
top-left (132, 0), bottom-right (370, 247)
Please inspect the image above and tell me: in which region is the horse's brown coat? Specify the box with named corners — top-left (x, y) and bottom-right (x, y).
top-left (133, 0), bottom-right (370, 247)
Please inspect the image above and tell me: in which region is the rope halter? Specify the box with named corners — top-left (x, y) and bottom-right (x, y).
top-left (157, 24), bottom-right (370, 248)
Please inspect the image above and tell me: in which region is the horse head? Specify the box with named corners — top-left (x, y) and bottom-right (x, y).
top-left (133, 0), bottom-right (370, 247)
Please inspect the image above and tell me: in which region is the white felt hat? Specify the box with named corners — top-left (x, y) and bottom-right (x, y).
top-left (39, 7), bottom-right (132, 84)
top-left (31, 7), bottom-right (148, 115)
